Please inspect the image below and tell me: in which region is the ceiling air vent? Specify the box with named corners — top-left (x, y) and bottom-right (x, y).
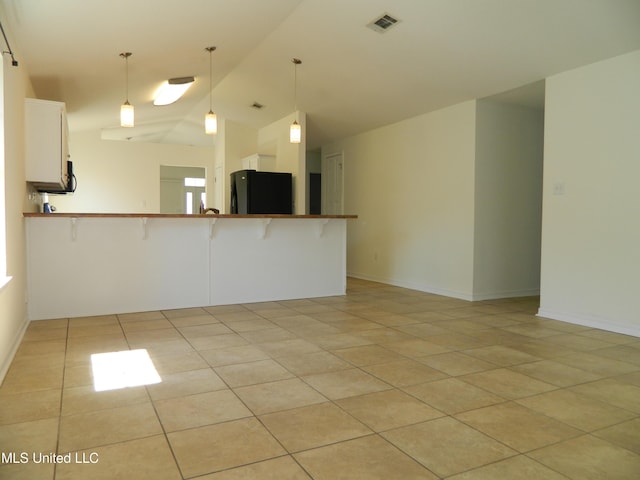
top-left (367, 13), bottom-right (400, 33)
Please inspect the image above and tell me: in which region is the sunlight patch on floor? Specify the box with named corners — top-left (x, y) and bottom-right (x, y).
top-left (91, 349), bottom-right (161, 392)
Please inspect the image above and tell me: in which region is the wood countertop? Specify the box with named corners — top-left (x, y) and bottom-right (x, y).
top-left (24, 213), bottom-right (357, 219)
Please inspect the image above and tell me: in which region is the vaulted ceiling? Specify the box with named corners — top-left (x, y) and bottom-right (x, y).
top-left (2, 0), bottom-right (640, 149)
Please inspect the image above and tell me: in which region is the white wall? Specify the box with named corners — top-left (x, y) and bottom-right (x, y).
top-left (51, 131), bottom-right (214, 213)
top-left (473, 100), bottom-right (544, 299)
top-left (213, 118), bottom-right (227, 212)
top-left (325, 99), bottom-right (545, 302)
top-left (539, 50), bottom-right (640, 336)
top-left (223, 119), bottom-right (259, 174)
top-left (258, 111), bottom-right (306, 214)
top-left (0, 49), bottom-right (34, 381)
top-left (327, 101), bottom-right (478, 299)
top-left (220, 119), bottom-right (258, 213)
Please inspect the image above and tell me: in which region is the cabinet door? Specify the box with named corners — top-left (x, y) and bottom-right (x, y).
top-left (25, 99), bottom-right (67, 189)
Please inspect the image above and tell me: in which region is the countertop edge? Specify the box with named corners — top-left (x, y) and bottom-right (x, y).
top-left (23, 213), bottom-right (358, 219)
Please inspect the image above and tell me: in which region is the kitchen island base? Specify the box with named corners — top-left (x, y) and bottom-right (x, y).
top-left (24, 214), bottom-right (354, 320)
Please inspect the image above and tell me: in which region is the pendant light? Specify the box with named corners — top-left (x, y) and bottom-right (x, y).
top-left (290, 58), bottom-right (302, 144)
top-left (119, 52), bottom-right (134, 127)
top-left (205, 46), bottom-right (217, 135)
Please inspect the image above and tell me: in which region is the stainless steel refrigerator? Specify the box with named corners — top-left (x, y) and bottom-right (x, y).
top-left (230, 169), bottom-right (293, 214)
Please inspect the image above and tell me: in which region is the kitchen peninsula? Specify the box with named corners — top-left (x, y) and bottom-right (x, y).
top-left (24, 213), bottom-right (356, 320)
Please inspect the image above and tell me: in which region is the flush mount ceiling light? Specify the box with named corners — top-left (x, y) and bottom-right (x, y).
top-left (205, 46), bottom-right (217, 135)
top-left (290, 58), bottom-right (302, 144)
top-left (119, 52), bottom-right (134, 127)
top-left (153, 77), bottom-right (195, 106)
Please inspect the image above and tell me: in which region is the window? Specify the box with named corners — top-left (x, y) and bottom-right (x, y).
top-left (184, 177), bottom-right (206, 187)
top-left (184, 176), bottom-right (206, 214)
top-left (185, 191), bottom-right (193, 214)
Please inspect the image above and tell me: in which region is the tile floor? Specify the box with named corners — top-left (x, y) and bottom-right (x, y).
top-left (1, 278), bottom-right (640, 479)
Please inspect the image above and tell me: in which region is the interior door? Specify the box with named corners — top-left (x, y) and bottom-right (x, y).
top-left (309, 173), bottom-right (321, 215)
top-left (214, 165), bottom-right (223, 212)
top-left (323, 152), bottom-right (344, 214)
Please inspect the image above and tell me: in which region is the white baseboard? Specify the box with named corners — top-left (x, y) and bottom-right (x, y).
top-left (348, 271), bottom-right (539, 302)
top-left (537, 308), bottom-right (640, 338)
top-left (348, 271), bottom-right (474, 301)
top-left (470, 288), bottom-right (540, 301)
top-left (0, 319), bottom-right (30, 384)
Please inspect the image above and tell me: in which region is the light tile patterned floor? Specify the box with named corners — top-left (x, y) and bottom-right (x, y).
top-left (1, 278), bottom-right (640, 479)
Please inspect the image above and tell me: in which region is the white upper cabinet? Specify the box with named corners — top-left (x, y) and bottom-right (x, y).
top-left (241, 154), bottom-right (276, 171)
top-left (25, 98), bottom-right (69, 192)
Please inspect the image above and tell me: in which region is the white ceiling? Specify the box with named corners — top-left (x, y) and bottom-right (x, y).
top-left (2, 0), bottom-right (640, 149)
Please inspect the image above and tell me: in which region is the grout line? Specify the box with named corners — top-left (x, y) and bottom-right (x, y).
top-left (4, 283), bottom-right (640, 480)
top-left (52, 316), bottom-right (71, 479)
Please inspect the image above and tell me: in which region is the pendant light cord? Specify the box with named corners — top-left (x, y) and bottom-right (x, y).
top-left (125, 55), bottom-right (129, 101)
top-left (292, 58), bottom-right (301, 112)
top-left (206, 47), bottom-right (216, 111)
top-left (120, 52), bottom-right (132, 103)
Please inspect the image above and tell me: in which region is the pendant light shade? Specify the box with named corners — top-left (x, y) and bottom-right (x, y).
top-left (205, 46), bottom-right (217, 135)
top-left (205, 111), bottom-right (217, 135)
top-left (120, 101), bottom-right (134, 128)
top-left (290, 58), bottom-right (302, 144)
top-left (119, 52), bottom-right (134, 128)
top-left (290, 120), bottom-right (301, 144)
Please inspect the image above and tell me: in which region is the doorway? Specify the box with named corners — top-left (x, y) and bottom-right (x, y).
top-left (322, 152), bottom-right (344, 215)
top-left (309, 173), bottom-right (321, 214)
top-left (160, 166), bottom-right (206, 214)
